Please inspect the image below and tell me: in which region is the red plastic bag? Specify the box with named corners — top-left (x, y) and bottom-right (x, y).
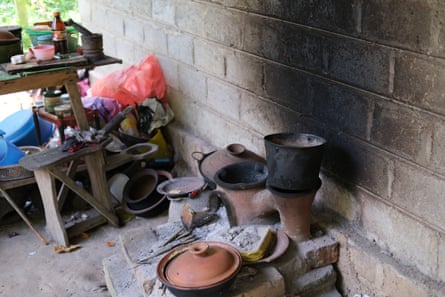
top-left (91, 54), bottom-right (166, 106)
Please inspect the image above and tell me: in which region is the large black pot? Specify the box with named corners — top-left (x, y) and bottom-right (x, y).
top-left (264, 133), bottom-right (326, 192)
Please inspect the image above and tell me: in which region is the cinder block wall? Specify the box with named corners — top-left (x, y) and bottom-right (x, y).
top-left (78, 1), bottom-right (445, 296)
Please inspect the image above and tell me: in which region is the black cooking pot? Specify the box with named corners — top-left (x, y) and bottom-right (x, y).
top-left (123, 169), bottom-right (171, 217)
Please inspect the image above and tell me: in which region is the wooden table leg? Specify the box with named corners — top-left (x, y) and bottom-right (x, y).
top-left (85, 151), bottom-right (119, 226)
top-left (33, 169), bottom-right (69, 246)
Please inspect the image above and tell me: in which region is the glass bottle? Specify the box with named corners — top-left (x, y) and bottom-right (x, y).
top-left (51, 11), bottom-right (68, 54)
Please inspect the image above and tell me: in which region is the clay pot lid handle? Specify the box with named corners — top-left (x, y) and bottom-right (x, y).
top-left (189, 242), bottom-right (209, 256)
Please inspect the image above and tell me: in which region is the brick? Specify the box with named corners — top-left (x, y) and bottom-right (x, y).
top-left (393, 52), bottom-right (445, 116)
top-left (207, 78), bottom-right (241, 121)
top-left (370, 100), bottom-right (433, 165)
top-left (240, 91), bottom-right (294, 135)
top-left (194, 39), bottom-right (226, 78)
top-left (360, 190), bottom-right (439, 278)
top-left (362, 1), bottom-right (433, 54)
top-left (310, 78), bottom-right (372, 139)
top-left (176, 1), bottom-right (207, 38)
top-left (244, 16), bottom-right (324, 72)
top-left (152, 0), bottom-right (175, 25)
top-left (226, 51), bottom-right (263, 94)
top-left (264, 62), bottom-right (311, 114)
top-left (204, 6), bottom-right (244, 48)
top-left (167, 32), bottom-right (194, 65)
top-left (324, 36), bottom-right (392, 95)
top-left (392, 160), bottom-right (445, 235)
top-left (298, 235), bottom-right (339, 270)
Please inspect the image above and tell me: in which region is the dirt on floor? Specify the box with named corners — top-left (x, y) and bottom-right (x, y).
top-left (0, 207), bottom-right (168, 297)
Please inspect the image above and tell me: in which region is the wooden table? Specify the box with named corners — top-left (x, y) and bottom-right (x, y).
top-left (1, 55), bottom-right (123, 246)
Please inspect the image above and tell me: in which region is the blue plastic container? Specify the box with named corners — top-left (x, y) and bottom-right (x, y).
top-left (0, 130), bottom-right (25, 166)
top-left (0, 109), bottom-right (55, 146)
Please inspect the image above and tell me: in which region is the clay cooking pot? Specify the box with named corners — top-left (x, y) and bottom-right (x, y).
top-left (157, 241), bottom-right (242, 297)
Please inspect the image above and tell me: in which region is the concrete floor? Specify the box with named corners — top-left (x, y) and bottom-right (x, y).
top-left (0, 207), bottom-right (168, 297)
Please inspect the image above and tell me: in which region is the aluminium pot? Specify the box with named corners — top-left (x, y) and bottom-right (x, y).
top-left (157, 241), bottom-right (242, 297)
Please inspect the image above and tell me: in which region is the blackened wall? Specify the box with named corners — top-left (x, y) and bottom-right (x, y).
top-left (79, 1), bottom-right (445, 296)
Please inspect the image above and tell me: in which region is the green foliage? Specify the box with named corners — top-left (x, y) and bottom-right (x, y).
top-left (1, 0), bottom-right (79, 50)
top-left (0, 0), bottom-right (79, 25)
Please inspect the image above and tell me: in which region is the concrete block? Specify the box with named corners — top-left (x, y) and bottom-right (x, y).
top-left (298, 235), bottom-right (339, 270)
top-left (265, 0), bottom-right (358, 36)
top-left (244, 17), bottom-right (324, 71)
top-left (157, 56), bottom-right (179, 90)
top-left (293, 265), bottom-right (337, 297)
top-left (318, 215), bottom-right (444, 297)
top-left (320, 131), bottom-right (392, 199)
top-left (178, 64), bottom-right (207, 103)
top-left (130, 0), bottom-right (152, 19)
top-left (78, 0), bottom-right (92, 22)
top-left (167, 32), bottom-right (194, 65)
top-left (310, 78), bottom-right (371, 138)
top-left (314, 175), bottom-right (360, 222)
top-left (379, 262), bottom-right (431, 297)
top-left (226, 51), bottom-right (263, 94)
top-left (176, 1), bottom-right (207, 37)
top-left (204, 6), bottom-right (244, 48)
top-left (431, 120), bottom-right (445, 176)
top-left (324, 36), bottom-right (392, 95)
top-left (152, 0), bottom-right (175, 25)
top-left (264, 62), bottom-right (311, 114)
top-left (370, 99), bottom-right (433, 165)
top-left (115, 39), bottom-right (138, 65)
top-left (393, 52), bottom-right (445, 116)
top-left (362, 1), bottom-right (433, 54)
top-left (392, 160), bottom-right (445, 238)
top-left (194, 39), bottom-right (226, 78)
top-left (207, 78), bottom-right (241, 121)
top-left (240, 91), bottom-right (293, 135)
top-left (360, 191), bottom-right (439, 278)
top-left (439, 235), bottom-right (445, 282)
top-left (143, 24), bottom-right (168, 55)
top-left (107, 9), bottom-right (125, 36)
top-left (124, 17), bottom-right (144, 44)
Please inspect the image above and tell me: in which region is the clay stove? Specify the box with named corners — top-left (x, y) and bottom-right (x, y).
top-left (103, 133), bottom-right (341, 297)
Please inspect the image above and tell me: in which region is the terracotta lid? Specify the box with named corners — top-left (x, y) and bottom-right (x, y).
top-left (164, 241), bottom-right (242, 288)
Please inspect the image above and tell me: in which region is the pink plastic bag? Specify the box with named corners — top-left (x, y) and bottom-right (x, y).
top-left (91, 54), bottom-right (166, 106)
